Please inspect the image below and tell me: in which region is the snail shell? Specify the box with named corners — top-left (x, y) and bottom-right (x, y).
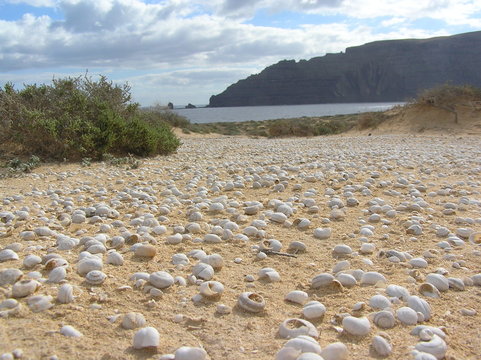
top-left (407, 296), bottom-right (431, 321)
top-left (199, 281), bottom-right (224, 298)
top-left (425, 274), bottom-right (449, 292)
top-left (320, 342), bottom-right (348, 360)
top-left (149, 271), bottom-right (174, 289)
top-left (12, 279), bottom-right (40, 298)
top-left (369, 295), bottom-right (391, 309)
top-left (372, 310), bottom-right (396, 329)
top-left (27, 295), bottom-right (54, 312)
top-left (469, 231), bottom-right (481, 245)
top-left (311, 273), bottom-right (334, 288)
top-left (85, 270), bottom-right (107, 285)
top-left (386, 284), bottom-right (410, 300)
top-left (283, 335), bottom-right (322, 354)
top-left (237, 292), bottom-right (266, 313)
top-left (174, 346), bottom-right (207, 360)
top-left (261, 239), bottom-right (282, 252)
top-left (0, 268), bottom-right (23, 286)
top-left (45, 257), bottom-right (68, 271)
top-left (47, 266), bottom-right (67, 283)
top-left (313, 227), bottom-right (331, 239)
top-left (258, 268), bottom-right (281, 282)
top-left (122, 312), bottom-right (146, 329)
top-left (60, 325), bottom-right (82, 338)
top-left (200, 254), bottom-right (223, 270)
top-left (57, 283), bottom-right (74, 304)
top-left (342, 316), bottom-right (371, 336)
top-left (0, 249), bottom-right (19, 262)
top-left (372, 334), bottom-right (392, 356)
top-left (414, 334), bottom-right (447, 360)
top-left (132, 326), bottom-right (159, 349)
top-left (360, 272), bottom-right (386, 286)
top-left (134, 243), bottom-right (156, 258)
top-left (192, 263), bottom-right (214, 281)
top-left (23, 254), bottom-right (42, 269)
top-left (278, 318), bottom-right (319, 339)
top-left (285, 290), bottom-right (308, 305)
top-left (396, 306), bottom-right (418, 325)
top-left (106, 251), bottom-right (124, 265)
top-left (76, 257), bottom-right (103, 276)
top-left (302, 301), bottom-right (326, 320)
top-left (419, 283), bottom-right (441, 298)
top-left (448, 277), bottom-right (465, 291)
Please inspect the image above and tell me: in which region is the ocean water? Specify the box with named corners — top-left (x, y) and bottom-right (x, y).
top-left (173, 102), bottom-right (404, 124)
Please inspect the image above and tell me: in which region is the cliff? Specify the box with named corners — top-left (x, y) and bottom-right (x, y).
top-left (209, 31), bottom-right (481, 107)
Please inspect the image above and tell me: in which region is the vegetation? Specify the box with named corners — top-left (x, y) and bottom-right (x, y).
top-left (0, 74), bottom-right (184, 162)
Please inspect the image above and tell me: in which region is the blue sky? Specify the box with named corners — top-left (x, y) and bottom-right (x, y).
top-left (0, 0), bottom-right (480, 105)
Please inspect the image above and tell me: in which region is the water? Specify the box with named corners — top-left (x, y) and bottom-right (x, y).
top-left (173, 102), bottom-right (403, 124)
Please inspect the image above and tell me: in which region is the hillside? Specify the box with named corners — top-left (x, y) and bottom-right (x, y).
top-left (209, 31), bottom-right (481, 107)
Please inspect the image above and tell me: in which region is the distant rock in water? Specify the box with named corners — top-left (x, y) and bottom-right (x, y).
top-left (209, 31), bottom-right (481, 107)
top-left (167, 102), bottom-right (174, 109)
top-left (185, 103), bottom-right (197, 109)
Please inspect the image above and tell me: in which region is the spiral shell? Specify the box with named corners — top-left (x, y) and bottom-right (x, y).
top-left (47, 266), bottom-right (67, 283)
top-left (149, 271), bottom-right (174, 289)
top-left (192, 263), bottom-right (214, 281)
top-left (85, 270), bottom-right (107, 285)
top-left (414, 334), bottom-right (447, 360)
top-left (238, 292), bottom-right (266, 313)
top-left (199, 280), bottom-right (224, 298)
top-left (342, 316), bottom-right (371, 336)
top-left (200, 254), bottom-right (224, 270)
top-left (372, 334), bottom-right (392, 356)
top-left (372, 310), bottom-right (396, 329)
top-left (419, 283), bottom-right (441, 298)
top-left (57, 283), bottom-right (74, 304)
top-left (278, 318), bottom-right (319, 339)
top-left (302, 301), bottom-right (326, 320)
top-left (77, 257), bottom-right (103, 276)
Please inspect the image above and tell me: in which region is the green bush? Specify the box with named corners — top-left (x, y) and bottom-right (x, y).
top-left (0, 74), bottom-right (180, 161)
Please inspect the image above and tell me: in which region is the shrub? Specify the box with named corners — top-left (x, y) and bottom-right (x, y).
top-left (357, 112), bottom-right (387, 130)
top-left (0, 74), bottom-right (180, 161)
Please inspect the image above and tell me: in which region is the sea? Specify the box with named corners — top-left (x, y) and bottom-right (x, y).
top-left (172, 102), bottom-right (404, 124)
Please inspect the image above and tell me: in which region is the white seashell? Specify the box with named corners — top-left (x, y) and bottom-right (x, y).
top-left (411, 326), bottom-right (447, 339)
top-left (320, 342), bottom-right (348, 360)
top-left (311, 273), bottom-right (334, 288)
top-left (386, 284), bottom-right (410, 300)
top-left (174, 346), bottom-right (207, 360)
top-left (122, 312), bottom-right (146, 329)
top-left (57, 283), bottom-right (74, 304)
top-left (369, 295), bottom-right (391, 309)
top-left (261, 239), bottom-right (283, 252)
top-left (0, 249), bottom-right (19, 262)
top-left (342, 316), bottom-right (371, 336)
top-left (19, 230), bottom-right (36, 240)
top-left (283, 335), bottom-right (322, 354)
top-left (302, 301), bottom-right (326, 320)
top-left (419, 283), bottom-right (441, 298)
top-left (396, 306), bottom-right (418, 325)
top-left (27, 295), bottom-right (54, 312)
top-left (335, 273), bottom-right (357, 287)
top-left (472, 273), bottom-right (481, 286)
top-left (44, 257), bottom-right (68, 270)
top-left (415, 335), bottom-right (447, 360)
top-left (287, 241), bottom-right (307, 252)
top-left (203, 233), bottom-right (222, 244)
top-left (149, 271), bottom-right (174, 289)
top-left (132, 327), bottom-right (160, 349)
top-left (372, 310), bottom-right (396, 329)
top-left (85, 270), bottom-right (107, 285)
top-left (372, 334), bottom-right (392, 356)
top-left (425, 274), bottom-right (449, 292)
top-left (134, 243), bottom-right (156, 258)
top-left (192, 263), bottom-right (214, 280)
top-left (407, 296), bottom-right (431, 321)
top-left (296, 353), bottom-right (324, 360)
top-left (313, 227), bottom-right (331, 240)
top-left (468, 231), bottom-right (481, 245)
top-left (293, 218), bottom-right (311, 230)
top-left (258, 268), bottom-right (281, 282)
top-left (285, 290), bottom-right (308, 305)
top-left (270, 212), bottom-right (288, 223)
top-left (411, 350), bottom-right (438, 360)
top-left (359, 243), bottom-right (375, 254)
top-left (237, 292), bottom-right (266, 313)
top-left (448, 277), bottom-right (465, 291)
top-left (332, 244), bottom-right (352, 256)
top-left (172, 253), bottom-right (189, 265)
top-left (0, 298), bottom-right (19, 310)
top-left (23, 254), bottom-right (42, 269)
top-left (199, 281), bottom-right (224, 298)
top-left (47, 267), bottom-right (66, 283)
top-left (106, 251), bottom-right (124, 265)
top-left (200, 254), bottom-right (223, 270)
top-left (108, 236), bottom-right (125, 249)
top-left (275, 346), bottom-right (302, 360)
top-left (34, 226), bottom-right (54, 237)
top-left (332, 260), bottom-right (350, 274)
top-left (0, 268), bottom-right (23, 286)
top-left (12, 279), bottom-right (40, 298)
top-left (60, 325), bottom-right (82, 337)
top-left (216, 304), bottom-right (232, 315)
top-left (77, 257), bottom-right (103, 276)
top-left (166, 233), bottom-right (183, 244)
top-left (360, 272), bottom-right (386, 286)
top-left (278, 318), bottom-right (319, 339)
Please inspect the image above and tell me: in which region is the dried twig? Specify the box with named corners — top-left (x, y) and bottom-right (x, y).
top-left (259, 249), bottom-right (297, 258)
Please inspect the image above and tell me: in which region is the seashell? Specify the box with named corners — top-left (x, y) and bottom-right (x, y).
top-left (0, 249), bottom-right (19, 262)
top-left (411, 326), bottom-right (447, 339)
top-left (44, 257), bottom-right (68, 271)
top-left (258, 268), bottom-right (281, 282)
top-left (407, 296), bottom-right (431, 321)
top-left (409, 257), bottom-right (428, 268)
top-left (275, 346), bottom-right (302, 360)
top-left (332, 244), bottom-right (352, 256)
top-left (414, 335), bottom-right (447, 360)
top-left (60, 325), bottom-right (82, 337)
top-left (122, 312), bottom-right (146, 329)
top-left (283, 335), bottom-right (322, 354)
top-left (372, 310), bottom-right (396, 329)
top-left (166, 233), bottom-right (183, 245)
top-left (12, 279), bottom-right (40, 298)
top-left (302, 301), bottom-right (326, 320)
top-left (270, 212), bottom-right (287, 223)
top-left (261, 239), bottom-right (283, 252)
top-left (293, 218), bottom-right (311, 230)
top-left (77, 257), bottom-right (103, 276)
top-left (359, 243), bottom-right (375, 254)
top-left (320, 342), bottom-right (348, 360)
top-left (313, 227), bottom-right (331, 240)
top-left (448, 277), bottom-right (465, 291)
top-left (23, 254), bottom-right (42, 269)
top-left (132, 326), bottom-right (160, 350)
top-left (216, 304), bottom-right (232, 315)
top-left (278, 318), bottom-right (319, 339)
top-left (200, 254), bottom-right (224, 270)
top-left (134, 243), bottom-right (156, 258)
top-left (352, 302), bottom-right (365, 311)
top-left (203, 233), bottom-right (222, 244)
top-left (149, 271), bottom-right (174, 289)
top-left (172, 253), bottom-right (189, 265)
top-left (360, 272), bottom-right (386, 286)
top-left (336, 273), bottom-right (357, 287)
top-left (106, 251), bottom-right (124, 265)
top-left (411, 350), bottom-right (438, 360)
top-left (472, 274), bottom-right (481, 286)
top-left (425, 274), bottom-right (449, 292)
top-left (0, 298), bottom-right (19, 310)
top-left (342, 316), bottom-right (371, 336)
top-left (57, 236), bottom-right (78, 251)
top-left (57, 283), bottom-right (74, 304)
top-left (47, 266), bottom-right (67, 283)
top-left (285, 290), bottom-right (308, 305)
top-left (34, 226), bottom-right (54, 237)
top-left (174, 346), bottom-right (207, 360)
top-left (419, 283), bottom-right (440, 298)
top-left (108, 236), bottom-right (125, 249)
top-left (0, 268), bottom-right (23, 286)
top-left (192, 263), bottom-right (214, 281)
top-left (288, 241), bottom-right (307, 252)
top-left (311, 273), bottom-right (334, 288)
top-left (296, 353), bottom-right (324, 360)
top-left (199, 281), bottom-right (224, 298)
top-left (396, 306), bottom-right (418, 325)
top-left (27, 295), bottom-right (54, 312)
top-left (369, 295), bottom-right (391, 309)
top-left (468, 231), bottom-right (481, 245)
top-left (85, 270), bottom-right (107, 285)
top-left (19, 230), bottom-right (36, 240)
top-left (237, 292), bottom-right (266, 313)
top-left (372, 334), bottom-right (392, 356)
top-left (332, 260), bottom-right (350, 274)
top-left (58, 214), bottom-right (72, 227)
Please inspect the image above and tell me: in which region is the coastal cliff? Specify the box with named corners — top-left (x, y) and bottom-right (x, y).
top-left (209, 31), bottom-right (481, 107)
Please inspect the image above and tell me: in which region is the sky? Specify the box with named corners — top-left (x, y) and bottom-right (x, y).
top-left (1, 0), bottom-right (480, 106)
